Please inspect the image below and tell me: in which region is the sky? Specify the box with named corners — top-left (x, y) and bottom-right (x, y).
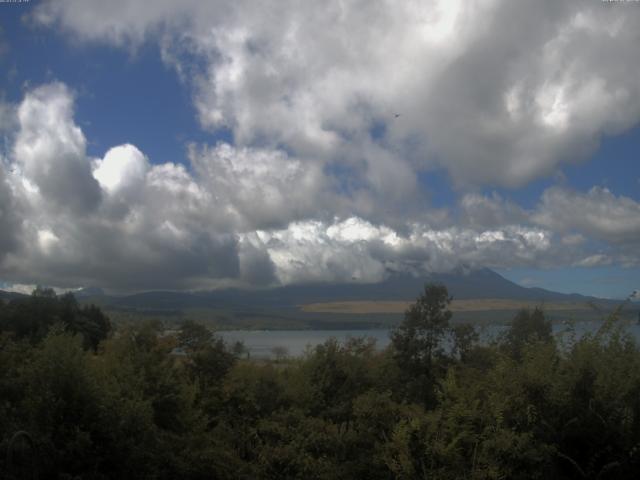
top-left (0, 0), bottom-right (639, 298)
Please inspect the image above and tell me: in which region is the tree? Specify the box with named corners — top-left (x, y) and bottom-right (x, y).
top-left (391, 283), bottom-right (452, 405)
top-left (178, 319), bottom-right (213, 353)
top-left (302, 337), bottom-right (377, 422)
top-left (503, 307), bottom-right (552, 359)
top-left (392, 283), bottom-right (452, 369)
top-left (232, 340), bottom-right (247, 358)
top-left (0, 290), bottom-right (111, 348)
top-left (271, 345), bottom-right (289, 362)
top-left (451, 322), bottom-right (479, 362)
top-left (76, 304), bottom-right (112, 350)
top-left (190, 337), bottom-right (236, 388)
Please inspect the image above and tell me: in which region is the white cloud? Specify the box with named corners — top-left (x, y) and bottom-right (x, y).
top-left (2, 82), bottom-right (638, 289)
top-left (6, 0), bottom-right (640, 291)
top-left (460, 192), bottom-right (527, 228)
top-left (561, 233), bottom-right (586, 246)
top-left (533, 187), bottom-right (640, 245)
top-left (93, 144), bottom-right (149, 195)
top-left (246, 219), bottom-right (389, 285)
top-left (37, 229), bottom-right (60, 255)
top-left (32, 0), bottom-right (640, 188)
top-left (13, 83), bottom-right (102, 214)
top-left (189, 142), bottom-right (331, 231)
top-left (1, 84), bottom-right (241, 291)
top-left (241, 218), bottom-right (573, 286)
top-left (0, 164), bottom-right (21, 259)
top-left (574, 254), bottom-right (612, 268)
top-left (3, 283), bottom-right (39, 295)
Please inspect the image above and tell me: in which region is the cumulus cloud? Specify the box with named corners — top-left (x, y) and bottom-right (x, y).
top-left (238, 235), bottom-right (277, 286)
top-left (460, 192), bottom-right (528, 228)
top-left (0, 165), bottom-right (21, 259)
top-left (574, 254), bottom-right (612, 268)
top-left (0, 85), bottom-right (241, 291)
top-left (13, 83), bottom-right (102, 214)
top-left (0, 80), bottom-right (638, 290)
top-left (93, 144), bottom-right (149, 196)
top-left (32, 0), bottom-right (640, 188)
top-left (2, 0), bottom-right (640, 290)
top-left (240, 217), bottom-right (581, 286)
top-left (189, 143), bottom-right (331, 231)
top-left (533, 187), bottom-right (640, 246)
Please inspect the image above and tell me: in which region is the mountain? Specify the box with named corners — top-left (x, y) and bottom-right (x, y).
top-left (104, 267), bottom-right (607, 311)
top-left (0, 290), bottom-right (28, 302)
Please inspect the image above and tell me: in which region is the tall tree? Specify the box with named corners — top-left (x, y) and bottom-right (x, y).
top-left (503, 307), bottom-right (552, 359)
top-left (391, 283), bottom-right (452, 405)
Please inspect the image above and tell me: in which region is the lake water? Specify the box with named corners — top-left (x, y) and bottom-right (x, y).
top-left (220, 320), bottom-right (640, 359)
top-left (220, 329), bottom-right (392, 358)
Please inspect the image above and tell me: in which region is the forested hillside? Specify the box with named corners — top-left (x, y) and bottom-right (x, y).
top-left (1, 286), bottom-right (639, 479)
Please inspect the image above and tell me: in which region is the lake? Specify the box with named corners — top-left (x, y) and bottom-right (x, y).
top-left (219, 320), bottom-right (640, 359)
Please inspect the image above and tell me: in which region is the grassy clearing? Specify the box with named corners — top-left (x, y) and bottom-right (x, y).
top-left (301, 298), bottom-right (598, 314)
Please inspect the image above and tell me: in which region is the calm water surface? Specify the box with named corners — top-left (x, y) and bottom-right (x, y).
top-left (220, 320), bottom-right (640, 359)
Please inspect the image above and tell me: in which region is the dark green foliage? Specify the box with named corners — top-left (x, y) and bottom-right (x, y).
top-left (0, 288), bottom-right (111, 349)
top-left (189, 337), bottom-right (237, 387)
top-left (178, 319), bottom-right (214, 352)
top-left (392, 283), bottom-right (453, 368)
top-left (451, 322), bottom-right (479, 361)
top-left (391, 283), bottom-right (452, 405)
top-left (178, 320), bottom-right (237, 394)
top-left (2, 286), bottom-right (640, 479)
top-left (301, 337), bottom-right (377, 422)
top-left (504, 307), bottom-right (553, 359)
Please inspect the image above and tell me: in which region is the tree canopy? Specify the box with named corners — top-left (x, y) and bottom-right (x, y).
top-left (1, 285), bottom-right (639, 478)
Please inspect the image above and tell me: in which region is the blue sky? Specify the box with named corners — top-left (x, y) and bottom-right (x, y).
top-left (0, 1), bottom-right (639, 297)
top-left (496, 266), bottom-right (639, 300)
top-left (1, 4), bottom-right (215, 165)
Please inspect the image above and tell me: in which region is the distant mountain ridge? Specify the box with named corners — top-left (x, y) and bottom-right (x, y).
top-left (0, 290), bottom-right (26, 302)
top-left (62, 267), bottom-right (609, 311)
top-left (0, 268), bottom-right (613, 312)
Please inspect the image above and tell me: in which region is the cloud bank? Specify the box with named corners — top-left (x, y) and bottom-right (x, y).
top-left (0, 1), bottom-right (638, 291)
top-left (1, 82), bottom-right (638, 291)
top-left (34, 0), bottom-right (640, 188)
